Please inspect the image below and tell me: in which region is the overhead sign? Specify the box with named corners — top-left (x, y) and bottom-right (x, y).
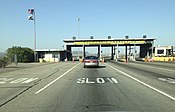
top-left (74, 40), bottom-right (146, 45)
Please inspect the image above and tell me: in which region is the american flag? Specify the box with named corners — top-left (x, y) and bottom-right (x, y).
top-left (28, 9), bottom-right (34, 14)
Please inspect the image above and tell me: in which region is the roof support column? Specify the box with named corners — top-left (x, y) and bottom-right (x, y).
top-left (134, 44), bottom-right (136, 61)
top-left (116, 44), bottom-right (119, 59)
top-left (151, 41), bottom-right (154, 58)
top-left (113, 46), bottom-right (116, 60)
top-left (125, 46), bottom-right (128, 62)
top-left (98, 45), bottom-right (101, 59)
top-left (66, 45), bottom-right (72, 52)
top-left (111, 46), bottom-right (114, 60)
top-left (83, 45), bottom-right (86, 59)
top-left (140, 44), bottom-right (152, 58)
top-left (66, 45), bottom-right (72, 61)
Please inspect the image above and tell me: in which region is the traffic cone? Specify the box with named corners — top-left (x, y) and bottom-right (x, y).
top-left (126, 58), bottom-right (128, 63)
top-left (168, 58), bottom-right (171, 61)
top-left (65, 58), bottom-right (68, 62)
top-left (102, 58), bottom-right (104, 63)
top-left (152, 58), bottom-right (154, 62)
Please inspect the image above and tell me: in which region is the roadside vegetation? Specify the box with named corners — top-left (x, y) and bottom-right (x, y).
top-left (6, 46), bottom-right (34, 63)
top-left (0, 57), bottom-right (9, 68)
top-left (0, 46), bottom-right (34, 68)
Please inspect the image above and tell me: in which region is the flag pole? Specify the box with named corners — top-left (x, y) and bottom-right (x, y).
top-left (28, 8), bottom-right (37, 62)
top-left (33, 10), bottom-right (37, 63)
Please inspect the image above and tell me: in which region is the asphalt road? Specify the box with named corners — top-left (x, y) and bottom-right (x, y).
top-left (0, 61), bottom-right (175, 112)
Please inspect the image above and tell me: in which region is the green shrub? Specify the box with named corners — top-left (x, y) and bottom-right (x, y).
top-left (0, 57), bottom-right (9, 68)
top-left (6, 46), bottom-right (34, 63)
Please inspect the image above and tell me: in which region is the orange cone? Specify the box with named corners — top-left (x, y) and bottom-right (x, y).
top-left (102, 58), bottom-right (105, 63)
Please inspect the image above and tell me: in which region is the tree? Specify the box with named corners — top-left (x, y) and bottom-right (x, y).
top-left (6, 46), bottom-right (34, 63)
top-left (0, 57), bottom-right (8, 68)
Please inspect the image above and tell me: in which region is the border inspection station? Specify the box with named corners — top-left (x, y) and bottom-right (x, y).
top-left (63, 36), bottom-right (155, 61)
top-left (36, 36), bottom-right (174, 62)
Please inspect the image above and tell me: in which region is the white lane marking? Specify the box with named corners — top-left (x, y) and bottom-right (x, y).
top-left (0, 78), bottom-right (38, 84)
top-left (86, 78), bottom-right (95, 83)
top-left (96, 78), bottom-right (105, 83)
top-left (77, 77), bottom-right (118, 84)
top-left (106, 63), bottom-right (175, 101)
top-left (111, 77), bottom-right (118, 83)
top-left (158, 78), bottom-right (175, 84)
top-left (167, 78), bottom-right (175, 84)
top-left (158, 78), bottom-right (167, 81)
top-left (0, 78), bottom-right (14, 84)
top-left (35, 63), bottom-right (80, 94)
top-left (10, 78), bottom-right (28, 84)
top-left (21, 78), bottom-right (38, 83)
top-left (106, 78), bottom-right (113, 83)
top-left (77, 78), bottom-right (86, 83)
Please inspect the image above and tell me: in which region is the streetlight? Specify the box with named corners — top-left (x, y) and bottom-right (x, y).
top-left (28, 8), bottom-right (37, 62)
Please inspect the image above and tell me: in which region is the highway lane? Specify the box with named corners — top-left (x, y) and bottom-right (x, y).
top-left (0, 61), bottom-right (175, 112)
top-left (0, 62), bottom-right (79, 107)
top-left (109, 61), bottom-right (175, 96)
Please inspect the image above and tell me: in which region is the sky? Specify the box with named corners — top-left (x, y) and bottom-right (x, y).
top-left (0, 0), bottom-right (175, 52)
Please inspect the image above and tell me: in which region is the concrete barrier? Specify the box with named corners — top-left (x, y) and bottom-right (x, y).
top-left (117, 58), bottom-right (127, 62)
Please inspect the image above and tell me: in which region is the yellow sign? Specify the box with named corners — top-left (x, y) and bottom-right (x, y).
top-left (74, 40), bottom-right (146, 45)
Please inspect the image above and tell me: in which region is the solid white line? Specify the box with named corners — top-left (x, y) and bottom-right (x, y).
top-left (35, 63), bottom-right (80, 94)
top-left (106, 63), bottom-right (175, 101)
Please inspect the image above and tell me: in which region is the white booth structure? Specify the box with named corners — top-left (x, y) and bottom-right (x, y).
top-left (155, 46), bottom-right (173, 57)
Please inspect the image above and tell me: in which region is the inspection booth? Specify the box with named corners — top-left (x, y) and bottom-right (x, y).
top-left (36, 49), bottom-right (72, 62)
top-left (154, 46), bottom-right (174, 57)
